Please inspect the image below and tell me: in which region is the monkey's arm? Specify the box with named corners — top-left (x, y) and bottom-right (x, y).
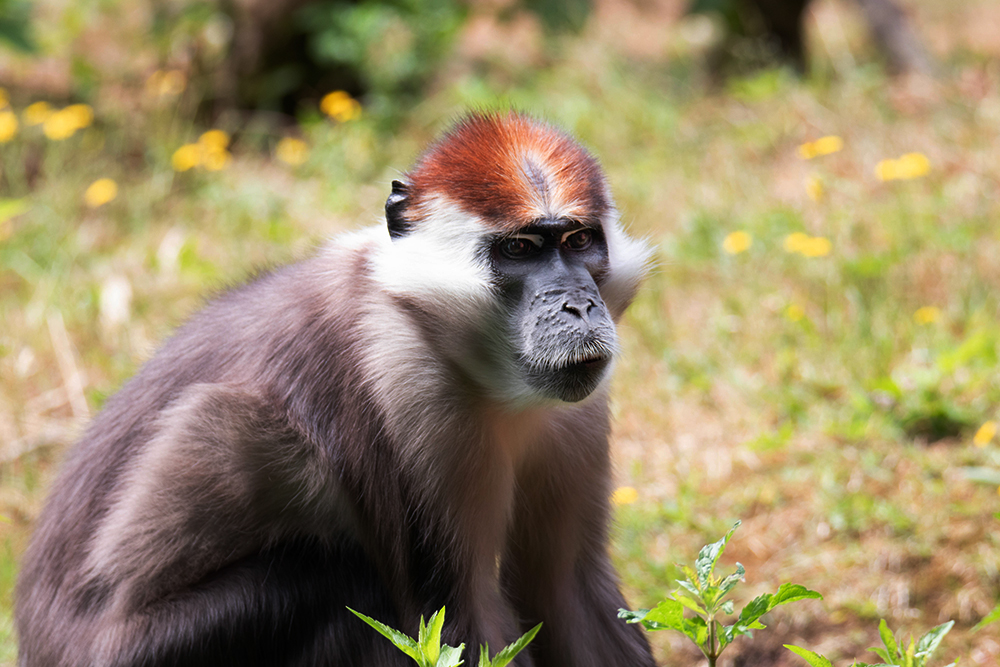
top-left (503, 415), bottom-right (656, 667)
top-left (70, 382), bottom-right (388, 666)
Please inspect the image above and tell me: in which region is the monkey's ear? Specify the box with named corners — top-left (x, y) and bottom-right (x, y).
top-left (385, 180), bottom-right (412, 239)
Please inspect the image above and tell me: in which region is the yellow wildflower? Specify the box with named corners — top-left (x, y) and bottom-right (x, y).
top-left (199, 129), bottom-right (229, 150)
top-left (321, 91), bottom-right (362, 122)
top-left (43, 104), bottom-right (93, 140)
top-left (23, 101), bottom-right (53, 126)
top-left (800, 236), bottom-right (831, 257)
top-left (64, 104), bottom-right (94, 129)
top-left (146, 69), bottom-right (187, 98)
top-left (783, 232), bottom-right (809, 254)
top-left (84, 178), bottom-right (118, 208)
top-left (0, 110), bottom-right (18, 143)
top-left (805, 174), bottom-right (824, 202)
top-left (171, 143), bottom-right (202, 172)
top-left (611, 486), bottom-right (638, 506)
top-left (784, 232), bottom-right (831, 257)
top-left (196, 130), bottom-right (232, 171)
top-left (722, 230), bottom-right (752, 255)
top-left (876, 152), bottom-right (931, 181)
top-left (974, 421), bottom-right (997, 448)
top-left (43, 110), bottom-right (77, 140)
top-left (275, 137), bottom-right (309, 166)
top-left (913, 306), bottom-right (940, 325)
top-left (798, 135), bottom-right (843, 160)
top-left (201, 145), bottom-right (231, 171)
top-left (785, 304), bottom-right (805, 322)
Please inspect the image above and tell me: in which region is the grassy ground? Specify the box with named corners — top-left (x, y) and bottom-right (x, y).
top-left (2, 0), bottom-right (1000, 664)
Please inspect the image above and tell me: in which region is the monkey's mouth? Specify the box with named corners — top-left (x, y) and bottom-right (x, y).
top-left (523, 352), bottom-right (612, 403)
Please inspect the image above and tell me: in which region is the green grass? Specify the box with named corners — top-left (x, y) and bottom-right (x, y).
top-left (2, 0), bottom-right (1000, 664)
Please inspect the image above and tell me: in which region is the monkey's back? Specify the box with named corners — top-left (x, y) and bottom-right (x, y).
top-left (14, 244), bottom-right (401, 665)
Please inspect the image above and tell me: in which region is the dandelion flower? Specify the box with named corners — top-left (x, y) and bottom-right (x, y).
top-left (805, 174), bottom-right (824, 202)
top-left (197, 130), bottom-right (232, 171)
top-left (611, 487), bottom-right (638, 506)
top-left (896, 152), bottom-right (931, 179)
top-left (913, 306), bottom-right (939, 325)
top-left (23, 101), bottom-right (53, 126)
top-left (171, 143), bottom-right (202, 172)
top-left (783, 232), bottom-right (809, 253)
top-left (723, 230), bottom-right (752, 255)
top-left (43, 110), bottom-right (78, 140)
top-left (974, 421), bottom-right (997, 448)
top-left (199, 129), bottom-right (229, 150)
top-left (876, 152), bottom-right (931, 181)
top-left (63, 104), bottom-right (94, 129)
top-left (798, 135), bottom-right (843, 160)
top-left (800, 236), bottom-right (831, 257)
top-left (0, 110), bottom-right (18, 143)
top-left (201, 146), bottom-right (231, 171)
top-left (84, 178), bottom-right (118, 208)
top-left (43, 105), bottom-right (93, 140)
top-left (785, 304), bottom-right (805, 322)
top-left (320, 91), bottom-right (362, 122)
top-left (276, 137), bottom-right (309, 166)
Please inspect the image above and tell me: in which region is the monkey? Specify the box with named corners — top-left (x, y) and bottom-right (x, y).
top-left (15, 111), bottom-right (656, 667)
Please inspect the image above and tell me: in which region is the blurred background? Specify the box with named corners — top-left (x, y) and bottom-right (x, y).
top-left (0, 0), bottom-right (999, 664)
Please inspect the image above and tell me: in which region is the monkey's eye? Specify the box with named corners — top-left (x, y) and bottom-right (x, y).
top-left (500, 235), bottom-right (542, 259)
top-left (563, 229), bottom-right (593, 251)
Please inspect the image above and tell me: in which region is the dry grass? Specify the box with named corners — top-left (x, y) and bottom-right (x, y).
top-left (2, 0), bottom-right (1000, 664)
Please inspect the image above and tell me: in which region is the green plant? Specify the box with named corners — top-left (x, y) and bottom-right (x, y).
top-left (973, 602), bottom-right (1000, 632)
top-left (348, 606), bottom-right (541, 667)
top-left (785, 618), bottom-right (955, 667)
top-left (619, 521), bottom-right (822, 667)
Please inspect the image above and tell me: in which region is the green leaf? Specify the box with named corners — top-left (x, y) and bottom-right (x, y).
top-left (721, 600), bottom-right (734, 615)
top-left (736, 593), bottom-right (773, 627)
top-left (973, 602), bottom-right (1000, 632)
top-left (436, 643), bottom-right (465, 667)
top-left (348, 608), bottom-right (425, 665)
top-left (676, 578), bottom-right (703, 601)
top-left (642, 599), bottom-right (685, 631)
top-left (770, 583), bottom-right (824, 608)
top-left (869, 647), bottom-right (892, 663)
top-left (695, 521), bottom-right (741, 588)
top-left (784, 645), bottom-right (834, 667)
top-left (673, 591), bottom-right (708, 616)
top-left (878, 619), bottom-right (900, 661)
top-left (683, 615), bottom-right (709, 648)
top-left (717, 563), bottom-right (745, 601)
top-left (420, 607), bottom-right (447, 665)
top-left (914, 621), bottom-right (954, 661)
top-left (617, 608), bottom-right (649, 624)
top-left (488, 623), bottom-right (541, 667)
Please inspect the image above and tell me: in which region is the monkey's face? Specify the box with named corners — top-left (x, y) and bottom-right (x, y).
top-left (371, 111), bottom-right (652, 407)
top-left (491, 220), bottom-right (617, 403)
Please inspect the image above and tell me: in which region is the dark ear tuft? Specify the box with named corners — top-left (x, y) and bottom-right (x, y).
top-left (386, 180), bottom-right (412, 239)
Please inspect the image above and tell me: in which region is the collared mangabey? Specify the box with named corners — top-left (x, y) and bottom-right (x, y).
top-left (16, 111), bottom-right (656, 667)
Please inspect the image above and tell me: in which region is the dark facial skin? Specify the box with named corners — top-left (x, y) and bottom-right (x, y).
top-left (490, 219), bottom-right (618, 402)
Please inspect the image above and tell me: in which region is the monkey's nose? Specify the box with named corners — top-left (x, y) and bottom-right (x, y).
top-left (561, 296), bottom-right (597, 322)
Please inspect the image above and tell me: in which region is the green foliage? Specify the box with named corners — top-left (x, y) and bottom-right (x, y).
top-left (0, 0), bottom-right (36, 53)
top-left (785, 619), bottom-right (956, 667)
top-left (973, 603), bottom-right (1000, 632)
top-left (297, 0), bottom-right (466, 109)
top-left (620, 521), bottom-right (822, 667)
top-left (348, 606), bottom-right (541, 667)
